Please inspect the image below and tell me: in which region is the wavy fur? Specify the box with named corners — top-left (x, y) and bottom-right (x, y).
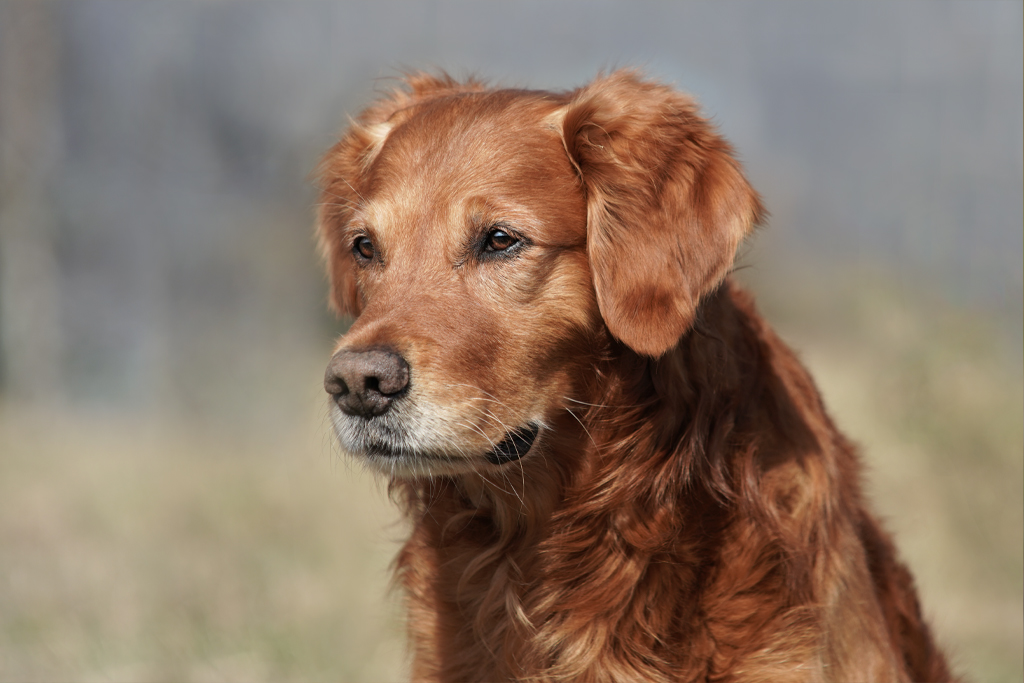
top-left (317, 71), bottom-right (955, 682)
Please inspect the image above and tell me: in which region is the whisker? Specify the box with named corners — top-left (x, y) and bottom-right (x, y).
top-left (338, 176), bottom-right (368, 204)
top-left (565, 407), bottom-right (599, 453)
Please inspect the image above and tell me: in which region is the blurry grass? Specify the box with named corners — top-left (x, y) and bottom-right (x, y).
top-left (0, 399), bottom-right (407, 682)
top-left (0, 268), bottom-right (1021, 682)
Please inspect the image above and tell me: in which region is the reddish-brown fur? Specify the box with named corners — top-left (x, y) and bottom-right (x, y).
top-left (317, 71), bottom-right (955, 682)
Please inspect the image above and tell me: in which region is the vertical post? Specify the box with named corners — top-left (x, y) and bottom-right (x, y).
top-left (0, 3), bottom-right (64, 401)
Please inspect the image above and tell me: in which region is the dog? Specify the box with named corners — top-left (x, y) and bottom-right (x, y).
top-left (316, 70), bottom-right (955, 682)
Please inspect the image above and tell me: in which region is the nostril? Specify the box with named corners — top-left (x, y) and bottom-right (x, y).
top-left (324, 370), bottom-right (350, 398)
top-left (375, 356), bottom-right (409, 396)
top-left (364, 375), bottom-right (381, 396)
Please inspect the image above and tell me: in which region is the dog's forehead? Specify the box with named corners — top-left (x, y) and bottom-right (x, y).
top-left (384, 92), bottom-right (560, 166)
top-left (362, 94), bottom-right (583, 247)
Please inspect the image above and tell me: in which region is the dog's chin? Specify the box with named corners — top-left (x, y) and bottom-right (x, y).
top-left (357, 448), bottom-right (473, 477)
top-left (337, 423), bottom-right (541, 478)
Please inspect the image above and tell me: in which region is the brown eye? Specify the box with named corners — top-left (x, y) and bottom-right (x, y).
top-left (485, 229), bottom-right (518, 252)
top-left (353, 236), bottom-right (375, 261)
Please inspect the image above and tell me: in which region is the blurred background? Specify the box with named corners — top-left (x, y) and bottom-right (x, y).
top-left (0, 2), bottom-right (1020, 681)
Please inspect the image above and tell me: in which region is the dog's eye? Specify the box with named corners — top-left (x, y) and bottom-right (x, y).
top-left (484, 229), bottom-right (518, 253)
top-left (353, 236), bottom-right (375, 261)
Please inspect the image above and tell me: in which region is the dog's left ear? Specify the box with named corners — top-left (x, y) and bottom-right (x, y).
top-left (559, 71), bottom-right (765, 357)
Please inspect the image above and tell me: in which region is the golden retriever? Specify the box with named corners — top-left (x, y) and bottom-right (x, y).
top-left (316, 70), bottom-right (955, 682)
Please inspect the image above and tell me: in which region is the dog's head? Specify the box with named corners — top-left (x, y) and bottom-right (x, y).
top-left (317, 71), bottom-right (763, 475)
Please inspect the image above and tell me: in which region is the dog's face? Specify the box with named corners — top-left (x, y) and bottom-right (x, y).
top-left (317, 72), bottom-right (763, 476)
top-left (322, 93), bottom-right (595, 474)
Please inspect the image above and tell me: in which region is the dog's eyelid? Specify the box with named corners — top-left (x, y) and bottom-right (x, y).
top-left (353, 237), bottom-right (371, 259)
top-left (485, 227), bottom-right (518, 251)
top-left (350, 231), bottom-right (380, 264)
top-left (476, 224), bottom-right (530, 260)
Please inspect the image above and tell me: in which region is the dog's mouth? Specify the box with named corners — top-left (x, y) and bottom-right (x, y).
top-left (484, 423), bottom-right (540, 465)
top-left (361, 423), bottom-right (540, 466)
top-left (332, 403), bottom-right (543, 474)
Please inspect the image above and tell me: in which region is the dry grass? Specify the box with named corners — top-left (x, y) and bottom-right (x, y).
top-left (0, 273), bottom-right (1020, 682)
top-left (0, 401), bottom-right (407, 682)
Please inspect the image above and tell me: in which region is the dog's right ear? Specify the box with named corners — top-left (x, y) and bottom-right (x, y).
top-left (315, 73), bottom-right (484, 316)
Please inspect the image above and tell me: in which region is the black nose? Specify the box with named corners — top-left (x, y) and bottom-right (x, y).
top-left (324, 349), bottom-right (410, 417)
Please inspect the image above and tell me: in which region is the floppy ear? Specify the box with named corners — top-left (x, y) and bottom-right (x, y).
top-left (560, 70), bottom-right (765, 356)
top-left (314, 73), bottom-right (485, 315)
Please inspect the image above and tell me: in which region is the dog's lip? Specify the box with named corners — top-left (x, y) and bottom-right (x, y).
top-left (353, 425), bottom-right (541, 465)
top-left (365, 442), bottom-right (422, 459)
top-left (485, 424), bottom-right (540, 465)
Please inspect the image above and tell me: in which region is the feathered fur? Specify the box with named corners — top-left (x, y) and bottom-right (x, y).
top-left (316, 70), bottom-right (955, 682)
